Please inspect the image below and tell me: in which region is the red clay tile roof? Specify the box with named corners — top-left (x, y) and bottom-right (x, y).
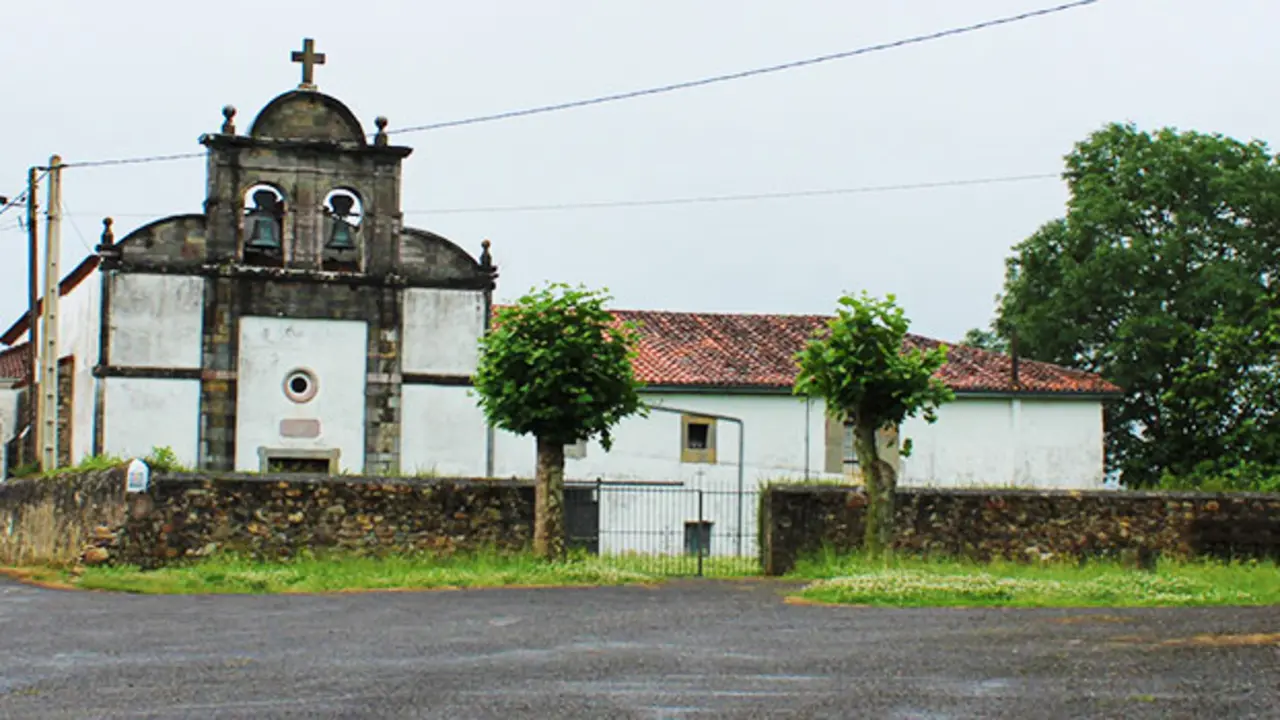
top-left (0, 306), bottom-right (1120, 395)
top-left (610, 309), bottom-right (1121, 395)
top-left (0, 343), bottom-right (29, 381)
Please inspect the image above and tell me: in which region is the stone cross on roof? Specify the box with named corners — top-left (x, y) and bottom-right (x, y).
top-left (291, 38), bottom-right (326, 90)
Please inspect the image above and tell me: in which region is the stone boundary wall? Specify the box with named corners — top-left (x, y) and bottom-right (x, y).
top-left (2, 470), bottom-right (535, 569)
top-left (761, 485), bottom-right (1280, 575)
top-left (0, 465), bottom-right (128, 566)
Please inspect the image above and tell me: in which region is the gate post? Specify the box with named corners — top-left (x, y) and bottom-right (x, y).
top-left (696, 489), bottom-right (705, 577)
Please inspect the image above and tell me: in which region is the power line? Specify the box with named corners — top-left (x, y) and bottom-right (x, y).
top-left (58, 171), bottom-right (1061, 219)
top-left (390, 0), bottom-right (1098, 135)
top-left (58, 152), bottom-right (204, 170)
top-left (25, 0), bottom-right (1097, 171)
top-left (0, 169), bottom-right (51, 219)
top-left (416, 173), bottom-right (1062, 215)
top-left (59, 199), bottom-right (96, 254)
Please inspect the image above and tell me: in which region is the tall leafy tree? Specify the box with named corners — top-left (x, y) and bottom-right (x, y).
top-left (794, 292), bottom-right (954, 555)
top-left (996, 122), bottom-right (1280, 488)
top-left (474, 283), bottom-right (645, 560)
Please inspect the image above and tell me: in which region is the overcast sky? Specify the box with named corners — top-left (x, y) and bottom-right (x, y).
top-left (1, 0), bottom-right (1277, 345)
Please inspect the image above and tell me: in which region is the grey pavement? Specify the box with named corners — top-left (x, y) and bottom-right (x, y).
top-left (0, 576), bottom-right (1277, 719)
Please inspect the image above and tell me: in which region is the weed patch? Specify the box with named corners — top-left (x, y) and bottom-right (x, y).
top-left (788, 549), bottom-right (1280, 608)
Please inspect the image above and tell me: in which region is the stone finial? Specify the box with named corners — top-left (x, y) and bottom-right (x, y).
top-left (221, 105), bottom-right (237, 134)
top-left (96, 217), bottom-right (115, 253)
top-left (479, 238), bottom-right (493, 268)
top-left (374, 116), bottom-right (389, 146)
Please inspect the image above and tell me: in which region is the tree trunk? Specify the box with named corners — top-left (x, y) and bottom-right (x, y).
top-left (855, 418), bottom-right (897, 557)
top-left (534, 435), bottom-right (566, 561)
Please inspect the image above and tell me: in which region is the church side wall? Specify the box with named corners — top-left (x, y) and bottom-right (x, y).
top-left (103, 378), bottom-right (201, 464)
top-left (898, 397), bottom-right (1107, 490)
top-left (401, 289), bottom-right (485, 375)
top-left (490, 392), bottom-right (835, 558)
top-left (399, 288), bottom-right (488, 476)
top-left (0, 387), bottom-right (17, 479)
top-left (100, 273), bottom-right (205, 467)
top-left (401, 385), bottom-right (488, 476)
top-left (107, 274), bottom-right (204, 368)
top-left (63, 273), bottom-right (102, 464)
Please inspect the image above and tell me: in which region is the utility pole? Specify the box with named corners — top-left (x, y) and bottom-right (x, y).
top-left (25, 168), bottom-right (39, 470)
top-left (38, 155), bottom-right (63, 471)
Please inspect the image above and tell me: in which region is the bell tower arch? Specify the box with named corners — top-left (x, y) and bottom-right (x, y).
top-left (198, 39), bottom-right (413, 275)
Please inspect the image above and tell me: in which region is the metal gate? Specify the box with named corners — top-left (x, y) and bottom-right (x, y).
top-left (565, 481), bottom-right (761, 577)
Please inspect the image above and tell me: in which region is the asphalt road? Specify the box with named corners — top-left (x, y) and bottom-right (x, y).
top-left (0, 577), bottom-right (1276, 719)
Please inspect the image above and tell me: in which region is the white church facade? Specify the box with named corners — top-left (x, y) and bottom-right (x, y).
top-left (0, 41), bottom-right (1123, 545)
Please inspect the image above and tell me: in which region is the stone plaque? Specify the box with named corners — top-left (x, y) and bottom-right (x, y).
top-left (280, 418), bottom-right (322, 438)
top-left (125, 459), bottom-right (150, 493)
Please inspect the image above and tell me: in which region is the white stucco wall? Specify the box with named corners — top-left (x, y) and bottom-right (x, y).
top-left (489, 390), bottom-right (1107, 557)
top-left (492, 392), bottom-right (832, 488)
top-left (235, 316), bottom-right (368, 473)
top-left (898, 397), bottom-right (1106, 489)
top-left (62, 272), bottom-right (103, 463)
top-left (492, 392), bottom-right (834, 558)
top-left (401, 288), bottom-right (486, 375)
top-left (400, 385), bottom-right (488, 476)
top-left (102, 377), bottom-right (200, 465)
top-left (0, 386), bottom-right (17, 479)
top-left (107, 273), bottom-right (204, 369)
top-left (9, 265), bottom-right (105, 465)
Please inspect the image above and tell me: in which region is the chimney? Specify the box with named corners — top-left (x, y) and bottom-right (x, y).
top-left (1009, 329), bottom-right (1020, 387)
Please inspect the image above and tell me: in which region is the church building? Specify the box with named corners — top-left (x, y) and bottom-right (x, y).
top-left (0, 40), bottom-right (1122, 502)
top-left (1, 40), bottom-right (497, 476)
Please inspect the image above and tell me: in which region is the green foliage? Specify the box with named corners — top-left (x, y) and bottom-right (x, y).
top-left (1157, 460), bottom-right (1280, 494)
top-left (473, 282), bottom-right (646, 449)
top-left (10, 446), bottom-right (189, 480)
top-left (67, 550), bottom-right (660, 595)
top-left (996, 122), bottom-right (1280, 488)
top-left (794, 291), bottom-right (954, 430)
top-left (789, 550), bottom-right (1280, 608)
top-left (960, 327), bottom-right (1009, 354)
top-left (142, 446), bottom-right (190, 473)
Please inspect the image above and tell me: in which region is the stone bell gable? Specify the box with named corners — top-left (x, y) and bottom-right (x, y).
top-left (102, 45), bottom-right (494, 290)
top-left (81, 38), bottom-right (498, 476)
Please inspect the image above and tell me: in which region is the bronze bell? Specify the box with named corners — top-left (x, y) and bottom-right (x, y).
top-left (327, 219), bottom-right (356, 251)
top-left (325, 192), bottom-right (359, 251)
top-left (245, 189), bottom-right (282, 251)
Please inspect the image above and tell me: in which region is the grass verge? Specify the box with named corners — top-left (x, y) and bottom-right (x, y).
top-left (788, 550), bottom-right (1280, 608)
top-left (10, 550), bottom-right (668, 595)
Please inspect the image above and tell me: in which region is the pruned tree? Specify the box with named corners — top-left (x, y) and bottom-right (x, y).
top-left (794, 292), bottom-right (954, 555)
top-left (473, 282), bottom-right (645, 560)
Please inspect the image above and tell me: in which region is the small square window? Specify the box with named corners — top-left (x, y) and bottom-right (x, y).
top-left (680, 415), bottom-right (716, 464)
top-left (687, 423), bottom-right (709, 449)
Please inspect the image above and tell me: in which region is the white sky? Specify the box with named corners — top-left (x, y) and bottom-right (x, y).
top-left (1, 0), bottom-right (1277, 344)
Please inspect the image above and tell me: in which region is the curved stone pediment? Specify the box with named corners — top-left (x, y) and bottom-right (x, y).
top-left (249, 90), bottom-right (367, 144)
top-left (111, 214), bottom-right (209, 268)
top-left (399, 227), bottom-right (494, 287)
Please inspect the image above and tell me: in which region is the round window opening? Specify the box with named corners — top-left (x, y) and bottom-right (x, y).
top-left (284, 369), bottom-right (318, 403)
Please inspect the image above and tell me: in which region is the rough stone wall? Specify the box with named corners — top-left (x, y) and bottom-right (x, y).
top-left (762, 485), bottom-right (1280, 575)
top-left (111, 474), bottom-right (533, 569)
top-left (0, 465), bottom-right (127, 566)
top-left (199, 277), bottom-right (402, 473)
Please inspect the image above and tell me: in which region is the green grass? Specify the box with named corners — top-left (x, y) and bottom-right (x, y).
top-left (66, 550), bottom-right (665, 595)
top-left (789, 549), bottom-right (1280, 608)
